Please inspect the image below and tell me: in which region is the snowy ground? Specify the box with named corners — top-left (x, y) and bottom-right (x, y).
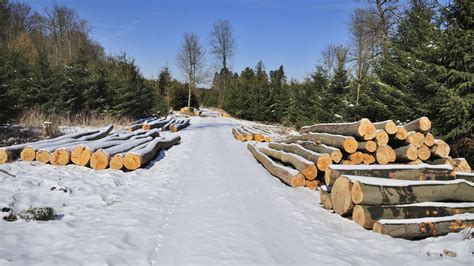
top-left (0, 116), bottom-right (472, 265)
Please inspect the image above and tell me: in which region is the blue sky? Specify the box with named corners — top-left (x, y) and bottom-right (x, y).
top-left (25, 0), bottom-right (372, 82)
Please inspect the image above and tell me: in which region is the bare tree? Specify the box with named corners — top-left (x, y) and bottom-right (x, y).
top-left (368, 0), bottom-right (399, 56)
top-left (177, 32), bottom-right (206, 108)
top-left (321, 44), bottom-right (337, 78)
top-left (210, 19), bottom-right (236, 100)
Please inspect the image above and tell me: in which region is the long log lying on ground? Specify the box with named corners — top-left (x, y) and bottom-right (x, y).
top-left (142, 118), bottom-right (170, 131)
top-left (242, 126), bottom-right (265, 142)
top-left (258, 146), bottom-right (317, 180)
top-left (268, 142), bottom-right (331, 172)
top-left (403, 116), bottom-right (432, 133)
top-left (353, 203), bottom-right (474, 229)
top-left (324, 164), bottom-right (455, 186)
top-left (408, 159), bottom-right (423, 165)
top-left (232, 128), bottom-right (245, 141)
top-left (170, 119), bottom-right (190, 132)
top-left (372, 214), bottom-right (474, 239)
top-left (90, 137), bottom-right (154, 170)
top-left (331, 176), bottom-right (354, 216)
top-left (237, 128), bottom-right (253, 141)
top-left (453, 158), bottom-right (471, 173)
top-left (161, 118), bottom-right (176, 131)
top-left (357, 141), bottom-right (377, 153)
top-left (107, 141), bottom-right (151, 170)
top-left (247, 143), bottom-right (305, 187)
top-left (373, 120), bottom-right (397, 135)
top-left (350, 176), bottom-right (474, 205)
top-left (298, 141), bottom-right (343, 163)
top-left (123, 135), bottom-right (181, 170)
top-left (320, 186), bottom-right (333, 210)
top-left (249, 126), bottom-right (273, 142)
top-left (375, 145), bottom-right (396, 165)
top-left (429, 140), bottom-right (450, 158)
top-left (394, 144), bottom-right (418, 162)
top-left (299, 118), bottom-right (377, 140)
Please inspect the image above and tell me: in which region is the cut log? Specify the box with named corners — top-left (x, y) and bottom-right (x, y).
top-left (258, 146), bottom-right (317, 180)
top-left (353, 203), bottom-right (474, 229)
top-left (341, 160), bottom-right (354, 165)
top-left (373, 120), bottom-right (397, 135)
top-left (430, 140), bottom-right (450, 158)
top-left (375, 145), bottom-right (396, 165)
top-left (298, 141), bottom-right (342, 163)
top-left (403, 116), bottom-right (431, 133)
top-left (375, 130), bottom-right (389, 146)
top-left (324, 164), bottom-right (455, 186)
top-left (455, 172), bottom-right (474, 182)
top-left (320, 186), bottom-right (333, 210)
top-left (237, 127), bottom-right (253, 141)
top-left (424, 133), bottom-right (435, 147)
top-left (453, 158), bottom-right (471, 173)
top-left (394, 126), bottom-right (408, 141)
top-left (350, 177), bottom-right (474, 205)
top-left (242, 126), bottom-right (265, 142)
top-left (247, 143), bottom-right (305, 187)
top-left (407, 131), bottom-right (425, 148)
top-left (232, 128), bottom-right (245, 141)
top-left (161, 118), bottom-right (176, 131)
top-left (90, 137), bottom-right (154, 170)
top-left (123, 135), bottom-right (181, 170)
top-left (331, 176), bottom-right (354, 216)
top-left (357, 141), bottom-right (377, 153)
top-left (170, 119), bottom-right (190, 132)
top-left (305, 180), bottom-right (319, 190)
top-left (110, 141), bottom-right (151, 170)
top-left (303, 133), bottom-right (358, 153)
top-left (347, 152), bottom-right (364, 164)
top-left (408, 159), bottom-right (423, 165)
top-left (372, 214), bottom-right (474, 239)
top-left (299, 118), bottom-right (377, 140)
top-left (268, 142), bottom-right (331, 172)
top-left (142, 118), bottom-right (170, 131)
top-left (249, 126), bottom-right (273, 142)
top-left (429, 156), bottom-right (453, 166)
top-left (417, 145), bottom-right (431, 161)
top-left (362, 154), bottom-right (376, 165)
top-left (394, 144), bottom-right (418, 162)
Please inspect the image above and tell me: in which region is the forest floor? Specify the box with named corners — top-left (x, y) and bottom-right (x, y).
top-left (0, 116), bottom-right (472, 265)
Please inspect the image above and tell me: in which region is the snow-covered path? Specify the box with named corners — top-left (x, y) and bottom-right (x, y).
top-left (0, 117), bottom-right (472, 265)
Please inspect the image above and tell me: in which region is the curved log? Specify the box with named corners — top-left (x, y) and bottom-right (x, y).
top-left (373, 120), bottom-right (397, 135)
top-left (299, 118), bottom-right (377, 140)
top-left (247, 143), bottom-right (305, 187)
top-left (123, 135), bottom-right (181, 170)
top-left (403, 116), bottom-right (431, 133)
top-left (268, 142), bottom-right (331, 172)
top-left (455, 172), bottom-right (474, 182)
top-left (258, 146), bottom-right (317, 180)
top-left (298, 141), bottom-right (342, 163)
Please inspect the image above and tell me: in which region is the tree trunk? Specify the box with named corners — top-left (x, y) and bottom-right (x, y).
top-left (417, 145), bottom-right (431, 161)
top-left (258, 146), bottom-right (317, 180)
top-left (403, 116), bottom-right (431, 133)
top-left (351, 179), bottom-right (474, 205)
top-left (247, 143), bottom-right (305, 187)
top-left (299, 118), bottom-right (377, 140)
top-left (123, 135), bottom-right (181, 170)
top-left (394, 145), bottom-right (418, 162)
top-left (430, 140), bottom-right (450, 159)
top-left (331, 176), bottom-right (354, 216)
top-left (453, 158), bottom-right (471, 173)
top-left (357, 141), bottom-right (377, 153)
top-left (375, 145), bottom-right (396, 165)
top-left (297, 141), bottom-right (342, 163)
top-left (161, 118), bottom-right (176, 131)
top-left (142, 118), bottom-right (171, 131)
top-left (237, 127), bottom-right (253, 141)
top-left (353, 204), bottom-right (474, 229)
top-left (324, 164), bottom-right (455, 186)
top-left (375, 130), bottom-right (389, 146)
top-left (110, 141), bottom-right (151, 170)
top-left (232, 128), bottom-right (245, 141)
top-left (372, 214), bottom-right (474, 239)
top-left (373, 120), bottom-right (397, 135)
top-left (320, 187), bottom-right (333, 210)
top-left (297, 133), bottom-right (358, 153)
top-left (268, 142), bottom-right (331, 172)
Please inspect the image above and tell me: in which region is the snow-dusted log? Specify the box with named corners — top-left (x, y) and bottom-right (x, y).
top-left (331, 176), bottom-right (354, 216)
top-left (403, 116), bottom-right (431, 133)
top-left (249, 126), bottom-right (273, 142)
top-left (373, 120), bottom-right (397, 135)
top-left (320, 186), bottom-right (333, 210)
top-left (429, 140), bottom-right (450, 158)
top-left (394, 144), bottom-right (418, 162)
top-left (363, 154), bottom-right (376, 165)
top-left (247, 143), bottom-right (305, 187)
top-left (237, 127), bottom-right (253, 141)
top-left (242, 126), bottom-right (265, 142)
top-left (305, 180), bottom-right (319, 190)
top-left (375, 130), bottom-right (389, 146)
top-left (357, 141), bottom-right (377, 153)
top-left (299, 118), bottom-right (377, 140)
top-left (453, 158), bottom-right (471, 173)
top-left (268, 142), bottom-right (331, 172)
top-left (298, 141), bottom-right (343, 163)
top-left (417, 145), bottom-right (431, 161)
top-left (109, 141), bottom-right (150, 170)
top-left (353, 203), bottom-right (474, 229)
top-left (324, 164), bottom-right (455, 186)
top-left (90, 137), bottom-right (154, 170)
top-left (375, 145), bottom-right (396, 165)
top-left (258, 146), bottom-right (317, 180)
top-left (424, 133), bottom-right (435, 147)
top-left (142, 118), bottom-right (170, 131)
top-left (350, 177), bottom-right (474, 205)
top-left (455, 172), bottom-right (474, 182)
top-left (232, 128), bottom-right (245, 141)
top-left (170, 119), bottom-right (190, 132)
top-left (372, 214), bottom-right (474, 239)
top-left (123, 135), bottom-right (181, 170)
top-left (161, 118), bottom-right (176, 131)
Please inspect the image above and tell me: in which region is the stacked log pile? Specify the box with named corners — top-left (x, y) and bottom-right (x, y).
top-left (246, 116), bottom-right (473, 239)
top-left (127, 117), bottom-right (190, 132)
top-left (232, 125), bottom-right (273, 142)
top-left (0, 125), bottom-right (181, 171)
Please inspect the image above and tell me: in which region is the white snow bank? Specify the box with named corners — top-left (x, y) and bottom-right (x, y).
top-left (330, 163), bottom-right (453, 171)
top-left (343, 175), bottom-right (473, 186)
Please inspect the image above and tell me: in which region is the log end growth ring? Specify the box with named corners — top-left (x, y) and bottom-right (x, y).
top-left (0, 149), bottom-right (9, 163)
top-left (20, 147), bottom-right (36, 161)
top-left (123, 153), bottom-right (142, 171)
top-left (36, 150), bottom-right (51, 164)
top-left (90, 150), bottom-right (110, 170)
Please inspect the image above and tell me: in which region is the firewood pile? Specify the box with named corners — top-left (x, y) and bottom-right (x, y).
top-left (247, 116), bottom-right (473, 239)
top-left (128, 117), bottom-right (190, 132)
top-left (232, 126), bottom-right (273, 142)
top-left (0, 125), bottom-right (181, 171)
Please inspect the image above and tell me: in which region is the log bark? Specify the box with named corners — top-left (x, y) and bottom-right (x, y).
top-left (324, 164), bottom-right (455, 186)
top-left (142, 118), bottom-right (170, 131)
top-left (403, 116), bottom-right (431, 133)
top-left (351, 178), bottom-right (474, 205)
top-left (429, 156), bottom-right (453, 166)
top-left (453, 158), bottom-right (471, 173)
top-left (299, 118), bottom-right (377, 140)
top-left (363, 154), bottom-right (376, 165)
top-left (247, 143), bottom-right (305, 187)
top-left (394, 144), bottom-right (418, 162)
top-left (331, 176), bottom-right (354, 216)
top-left (268, 142), bottom-right (331, 172)
top-left (258, 146), bottom-right (317, 180)
top-left (357, 141), bottom-right (377, 153)
top-left (372, 214), bottom-right (474, 239)
top-left (353, 204), bottom-right (474, 229)
top-left (430, 140), bottom-right (450, 158)
top-left (424, 133), bottom-right (435, 147)
top-left (170, 119), bottom-right (190, 132)
top-left (375, 130), bottom-right (389, 146)
top-left (320, 187), bottom-right (333, 210)
top-left (373, 120), bottom-right (397, 135)
top-left (123, 135), bottom-right (181, 170)
top-left (299, 133), bottom-right (358, 153)
top-left (375, 145), bottom-right (396, 165)
top-left (232, 128), bottom-right (245, 141)
top-left (407, 159), bottom-right (423, 165)
top-left (161, 118), bottom-right (176, 131)
top-left (298, 141), bottom-right (342, 163)
top-left (305, 180), bottom-right (319, 190)
top-left (455, 172), bottom-right (474, 182)
top-left (417, 145), bottom-right (431, 161)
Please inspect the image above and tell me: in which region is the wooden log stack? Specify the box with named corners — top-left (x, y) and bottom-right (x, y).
top-left (232, 125), bottom-right (273, 142)
top-left (136, 116), bottom-right (191, 132)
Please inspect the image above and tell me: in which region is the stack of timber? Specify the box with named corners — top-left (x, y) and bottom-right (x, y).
top-left (0, 125), bottom-right (181, 172)
top-left (232, 125), bottom-right (273, 142)
top-left (140, 117), bottom-right (190, 132)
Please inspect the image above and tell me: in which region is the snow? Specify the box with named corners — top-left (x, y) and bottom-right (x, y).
top-left (330, 163), bottom-right (453, 170)
top-left (344, 175), bottom-right (473, 187)
top-left (378, 213), bottom-right (474, 225)
top-left (393, 202), bottom-right (474, 208)
top-left (0, 116), bottom-right (472, 264)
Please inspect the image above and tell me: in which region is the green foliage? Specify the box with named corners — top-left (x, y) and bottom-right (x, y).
top-left (170, 84), bottom-right (199, 110)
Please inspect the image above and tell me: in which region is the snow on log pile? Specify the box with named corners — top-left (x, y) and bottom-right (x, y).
top-left (246, 116), bottom-right (473, 239)
top-left (133, 116), bottom-right (191, 132)
top-left (0, 125), bottom-right (181, 171)
top-left (232, 125), bottom-right (273, 142)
